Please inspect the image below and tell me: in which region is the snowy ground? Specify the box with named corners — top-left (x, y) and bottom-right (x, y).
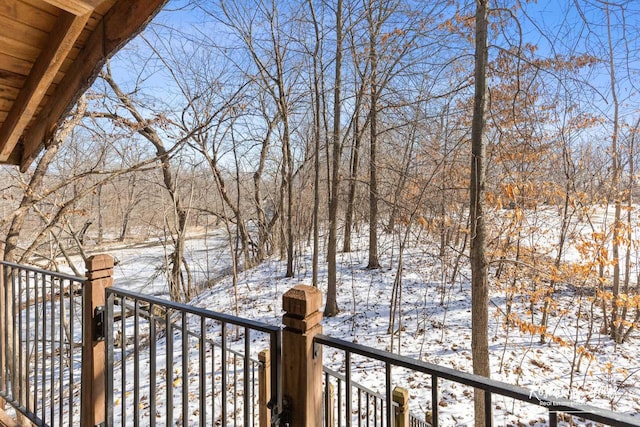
top-left (53, 208), bottom-right (640, 426)
top-left (183, 230), bottom-right (640, 426)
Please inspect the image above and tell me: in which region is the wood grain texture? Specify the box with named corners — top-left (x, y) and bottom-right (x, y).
top-left (0, 10), bottom-right (90, 161)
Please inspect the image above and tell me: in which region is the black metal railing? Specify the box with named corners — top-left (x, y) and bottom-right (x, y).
top-left (409, 416), bottom-right (429, 427)
top-left (2, 257), bottom-right (639, 427)
top-left (105, 287), bottom-right (282, 426)
top-left (0, 261), bottom-right (85, 426)
top-left (315, 334), bottom-right (640, 427)
top-left (323, 365), bottom-right (426, 426)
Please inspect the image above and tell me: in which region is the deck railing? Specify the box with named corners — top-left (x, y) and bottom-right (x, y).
top-left (104, 286), bottom-right (282, 427)
top-left (1, 257), bottom-right (640, 427)
top-left (0, 260), bottom-right (85, 426)
top-left (322, 365), bottom-right (428, 427)
top-left (315, 333), bottom-right (640, 427)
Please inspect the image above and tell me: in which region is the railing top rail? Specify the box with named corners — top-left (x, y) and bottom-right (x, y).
top-left (315, 334), bottom-right (640, 427)
top-left (107, 286), bottom-right (281, 334)
top-left (0, 259), bottom-right (86, 283)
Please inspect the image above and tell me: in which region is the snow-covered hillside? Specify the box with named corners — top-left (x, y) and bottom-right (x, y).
top-left (95, 217), bottom-right (640, 426)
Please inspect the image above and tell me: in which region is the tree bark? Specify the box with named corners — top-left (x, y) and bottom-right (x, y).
top-left (367, 2), bottom-right (381, 269)
top-left (308, 0), bottom-right (322, 289)
top-left (343, 108), bottom-right (361, 253)
top-left (470, 1), bottom-right (490, 425)
top-left (605, 4), bottom-right (622, 343)
top-left (325, 0), bottom-right (343, 316)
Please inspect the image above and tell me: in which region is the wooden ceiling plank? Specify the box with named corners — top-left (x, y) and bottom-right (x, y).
top-left (18, 0), bottom-right (59, 15)
top-left (0, 0), bottom-right (57, 30)
top-left (0, 70), bottom-right (25, 89)
top-left (0, 85), bottom-right (20, 100)
top-left (0, 35), bottom-right (41, 62)
top-left (0, 11), bottom-right (91, 162)
top-left (0, 53), bottom-right (33, 77)
top-left (20, 0), bottom-right (168, 171)
top-left (0, 14), bottom-right (50, 47)
top-left (39, 0), bottom-right (106, 16)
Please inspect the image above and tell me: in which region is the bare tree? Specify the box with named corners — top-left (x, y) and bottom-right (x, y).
top-left (325, 0), bottom-right (344, 315)
top-left (210, 0), bottom-right (301, 278)
top-left (307, 0), bottom-right (323, 288)
top-left (98, 65), bottom-right (193, 302)
top-left (365, 0), bottom-right (382, 269)
top-left (470, 0), bottom-right (490, 424)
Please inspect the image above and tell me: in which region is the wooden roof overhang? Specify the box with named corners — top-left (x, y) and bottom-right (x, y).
top-left (0, 0), bottom-right (167, 172)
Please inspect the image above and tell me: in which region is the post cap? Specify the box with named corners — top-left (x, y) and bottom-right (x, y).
top-left (282, 285), bottom-right (322, 318)
top-left (392, 386), bottom-right (409, 407)
top-left (86, 254), bottom-right (114, 271)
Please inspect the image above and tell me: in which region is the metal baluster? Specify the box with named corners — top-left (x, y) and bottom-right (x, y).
top-left (199, 316), bottom-right (206, 427)
top-left (346, 352), bottom-right (352, 427)
top-left (134, 299), bottom-right (140, 426)
top-left (431, 376), bottom-right (438, 427)
top-left (25, 271), bottom-right (30, 416)
top-left (325, 372), bottom-right (330, 427)
top-left (105, 291), bottom-right (114, 427)
top-left (182, 309), bottom-right (188, 426)
top-left (338, 378), bottom-right (342, 427)
top-left (484, 390), bottom-right (492, 426)
top-left (36, 271), bottom-right (44, 422)
top-left (17, 270), bottom-right (23, 420)
top-left (69, 279), bottom-right (76, 425)
top-left (166, 308), bottom-right (173, 423)
top-left (212, 340), bottom-right (216, 423)
top-left (149, 303), bottom-right (157, 427)
top-left (385, 363), bottom-right (391, 427)
top-left (222, 321), bottom-right (227, 423)
top-left (234, 353), bottom-right (238, 426)
top-left (358, 388), bottom-right (362, 427)
top-left (121, 297), bottom-right (126, 424)
top-left (244, 327), bottom-right (250, 427)
top-left (49, 272), bottom-right (54, 424)
top-left (34, 271), bottom-right (40, 419)
top-left (59, 277), bottom-right (64, 426)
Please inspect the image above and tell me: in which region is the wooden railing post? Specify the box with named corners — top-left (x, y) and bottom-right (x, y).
top-left (393, 386), bottom-right (410, 427)
top-left (282, 285), bottom-right (323, 427)
top-left (258, 349), bottom-right (271, 427)
top-left (326, 382), bottom-right (335, 427)
top-left (81, 254), bottom-right (113, 427)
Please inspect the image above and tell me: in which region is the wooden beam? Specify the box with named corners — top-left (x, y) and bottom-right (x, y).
top-left (39, 0), bottom-right (105, 16)
top-left (0, 11), bottom-right (90, 163)
top-left (20, 0), bottom-right (168, 171)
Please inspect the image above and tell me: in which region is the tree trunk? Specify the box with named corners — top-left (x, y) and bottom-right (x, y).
top-left (470, 1), bottom-right (490, 425)
top-left (605, 4), bottom-right (622, 343)
top-left (367, 5), bottom-right (381, 270)
top-left (325, 0), bottom-right (343, 317)
top-left (308, 0), bottom-right (322, 289)
top-left (344, 100), bottom-right (362, 253)
top-left (96, 183), bottom-right (104, 244)
top-left (254, 113), bottom-right (276, 262)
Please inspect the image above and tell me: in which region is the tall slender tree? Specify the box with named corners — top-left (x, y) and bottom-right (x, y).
top-left (325, 0), bottom-right (344, 316)
top-left (365, 0), bottom-right (382, 269)
top-left (470, 0), bottom-right (490, 424)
